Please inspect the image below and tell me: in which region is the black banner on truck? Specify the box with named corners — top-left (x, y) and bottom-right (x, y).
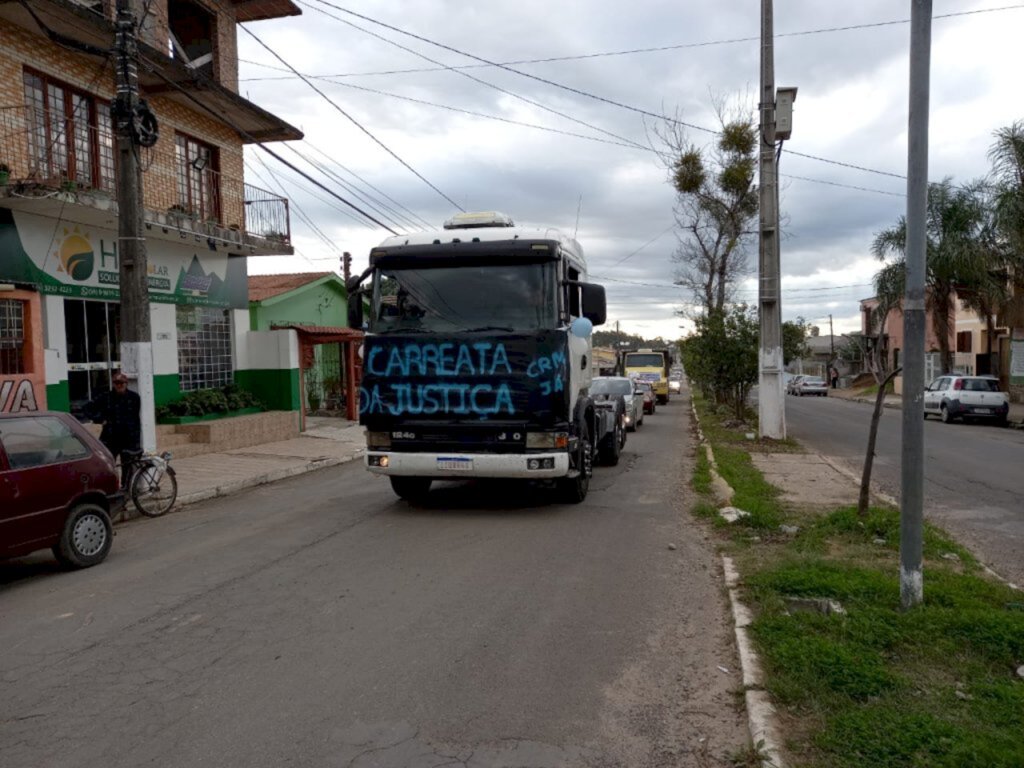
top-left (359, 331), bottom-right (571, 428)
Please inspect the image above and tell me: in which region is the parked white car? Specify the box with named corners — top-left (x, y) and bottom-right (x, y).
top-left (785, 374), bottom-right (807, 395)
top-left (795, 376), bottom-right (828, 396)
top-left (923, 375), bottom-right (1010, 425)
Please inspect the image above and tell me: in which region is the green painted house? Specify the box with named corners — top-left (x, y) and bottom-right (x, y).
top-left (248, 272), bottom-right (350, 411)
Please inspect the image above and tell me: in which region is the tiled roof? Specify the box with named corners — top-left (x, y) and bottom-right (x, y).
top-left (248, 272), bottom-right (333, 302)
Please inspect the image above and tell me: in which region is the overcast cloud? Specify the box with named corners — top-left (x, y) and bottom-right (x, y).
top-left (240, 0), bottom-right (1024, 340)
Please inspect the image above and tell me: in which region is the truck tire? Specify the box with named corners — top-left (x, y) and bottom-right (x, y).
top-left (599, 416), bottom-right (622, 466)
top-left (390, 476), bottom-right (432, 503)
top-left (657, 394), bottom-right (668, 405)
top-left (557, 418), bottom-right (592, 503)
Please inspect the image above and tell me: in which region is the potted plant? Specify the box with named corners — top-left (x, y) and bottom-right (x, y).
top-left (0, 162), bottom-right (10, 185)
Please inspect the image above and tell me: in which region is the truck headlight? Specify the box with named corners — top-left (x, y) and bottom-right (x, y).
top-left (366, 431), bottom-right (391, 449)
top-left (526, 432), bottom-right (568, 449)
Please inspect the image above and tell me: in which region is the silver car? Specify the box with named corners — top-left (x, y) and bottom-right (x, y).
top-left (591, 376), bottom-right (644, 433)
top-left (795, 376), bottom-right (829, 396)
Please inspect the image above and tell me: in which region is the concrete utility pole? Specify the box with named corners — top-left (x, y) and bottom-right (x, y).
top-left (901, 0), bottom-right (932, 610)
top-left (758, 0), bottom-right (785, 439)
top-left (115, 0), bottom-right (155, 451)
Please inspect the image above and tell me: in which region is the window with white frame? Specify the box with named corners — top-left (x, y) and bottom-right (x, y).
top-left (0, 299), bottom-right (26, 375)
top-left (176, 306), bottom-right (233, 391)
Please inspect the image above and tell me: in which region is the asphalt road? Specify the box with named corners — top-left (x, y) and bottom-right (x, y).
top-left (0, 395), bottom-right (745, 768)
top-left (785, 392), bottom-right (1024, 585)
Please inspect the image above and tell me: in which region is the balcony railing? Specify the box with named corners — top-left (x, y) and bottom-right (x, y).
top-left (0, 104), bottom-right (291, 247)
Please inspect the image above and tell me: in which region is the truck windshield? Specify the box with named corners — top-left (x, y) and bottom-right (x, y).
top-left (371, 263), bottom-right (556, 333)
top-left (625, 354), bottom-right (664, 367)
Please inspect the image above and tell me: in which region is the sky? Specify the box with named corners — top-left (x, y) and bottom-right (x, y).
top-left (239, 0), bottom-right (1024, 341)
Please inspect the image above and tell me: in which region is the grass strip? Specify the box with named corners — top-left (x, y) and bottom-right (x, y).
top-left (690, 393), bottom-right (1024, 768)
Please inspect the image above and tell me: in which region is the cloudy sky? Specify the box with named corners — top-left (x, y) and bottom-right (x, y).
top-left (239, 0), bottom-right (1024, 340)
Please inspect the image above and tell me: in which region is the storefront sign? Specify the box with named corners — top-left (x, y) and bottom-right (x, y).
top-left (0, 378), bottom-right (40, 413)
top-left (0, 210), bottom-right (247, 309)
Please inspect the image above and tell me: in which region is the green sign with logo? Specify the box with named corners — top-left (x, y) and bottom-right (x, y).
top-left (0, 209), bottom-right (247, 308)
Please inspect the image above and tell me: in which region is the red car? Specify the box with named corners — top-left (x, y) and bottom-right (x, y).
top-left (638, 382), bottom-right (657, 414)
top-left (1, 411), bottom-right (124, 568)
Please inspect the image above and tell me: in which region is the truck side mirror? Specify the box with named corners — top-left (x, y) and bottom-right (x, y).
top-left (347, 289), bottom-right (364, 329)
top-left (580, 282), bottom-right (606, 326)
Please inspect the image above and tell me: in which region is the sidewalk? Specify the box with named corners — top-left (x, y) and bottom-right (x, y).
top-left (171, 417), bottom-right (365, 508)
top-left (828, 384), bottom-right (1024, 425)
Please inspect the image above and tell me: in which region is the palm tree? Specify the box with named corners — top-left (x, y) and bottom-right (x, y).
top-left (871, 178), bottom-right (992, 374)
top-left (989, 120), bottom-right (1024, 258)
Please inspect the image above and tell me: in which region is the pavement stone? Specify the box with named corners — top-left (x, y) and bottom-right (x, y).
top-left (169, 419), bottom-right (365, 508)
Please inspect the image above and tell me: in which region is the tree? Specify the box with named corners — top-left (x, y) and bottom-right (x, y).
top-left (989, 120), bottom-right (1024, 259)
top-left (782, 316), bottom-right (810, 366)
top-left (653, 104), bottom-right (758, 316)
top-left (871, 178), bottom-right (992, 374)
top-left (679, 305), bottom-right (758, 420)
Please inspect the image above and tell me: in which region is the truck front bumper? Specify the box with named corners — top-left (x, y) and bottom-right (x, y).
top-left (365, 451), bottom-right (570, 479)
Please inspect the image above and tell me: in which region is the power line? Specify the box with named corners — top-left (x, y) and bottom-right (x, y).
top-left (283, 143), bottom-right (424, 232)
top-left (611, 224), bottom-right (677, 266)
top-left (239, 4), bottom-right (1024, 80)
top-left (781, 173), bottom-right (905, 197)
top-left (233, 17), bottom-right (464, 211)
top-left (302, 0), bottom-right (1001, 184)
top-left (298, 141), bottom-right (433, 230)
top-left (137, 55), bottom-right (402, 234)
top-left (296, 0), bottom-right (650, 152)
top-left (309, 78), bottom-right (648, 152)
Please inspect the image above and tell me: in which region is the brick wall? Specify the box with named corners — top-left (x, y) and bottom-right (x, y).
top-left (0, 20), bottom-right (244, 226)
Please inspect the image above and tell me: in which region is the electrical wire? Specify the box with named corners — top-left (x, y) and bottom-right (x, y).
top-left (282, 144), bottom-right (421, 233)
top-left (307, 79), bottom-right (648, 152)
top-left (248, 154), bottom-right (382, 232)
top-left (304, 0), bottom-right (1011, 185)
top-left (295, 0), bottom-right (650, 152)
top-left (233, 19), bottom-right (464, 211)
top-left (137, 55), bottom-right (401, 234)
top-left (239, 4), bottom-right (1024, 80)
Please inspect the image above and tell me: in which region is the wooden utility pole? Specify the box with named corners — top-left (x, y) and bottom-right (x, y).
top-left (901, 0), bottom-right (933, 610)
top-left (115, 0), bottom-right (155, 451)
top-left (758, 0), bottom-right (785, 439)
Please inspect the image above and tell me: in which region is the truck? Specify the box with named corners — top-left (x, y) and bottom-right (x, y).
top-left (617, 348), bottom-right (673, 404)
top-left (346, 211), bottom-right (611, 504)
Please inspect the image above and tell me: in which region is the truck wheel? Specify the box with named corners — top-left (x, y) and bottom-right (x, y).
top-left (657, 395), bottom-right (667, 405)
top-left (599, 418), bottom-right (622, 466)
top-left (390, 476), bottom-right (432, 503)
top-left (557, 420), bottom-right (591, 503)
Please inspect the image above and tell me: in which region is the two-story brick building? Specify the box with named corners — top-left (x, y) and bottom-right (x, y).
top-left (0, 0), bottom-right (305, 415)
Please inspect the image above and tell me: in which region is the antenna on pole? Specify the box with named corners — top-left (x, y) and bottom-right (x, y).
top-left (574, 194), bottom-right (583, 239)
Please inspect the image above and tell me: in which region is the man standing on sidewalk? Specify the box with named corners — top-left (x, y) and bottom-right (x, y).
top-left (86, 372), bottom-right (142, 487)
top-left (829, 365), bottom-right (839, 389)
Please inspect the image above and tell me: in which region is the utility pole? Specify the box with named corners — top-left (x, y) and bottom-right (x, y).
top-left (758, 0), bottom-right (785, 439)
top-left (829, 314), bottom-right (835, 360)
top-left (901, 0), bottom-right (932, 610)
top-left (115, 0), bottom-right (155, 451)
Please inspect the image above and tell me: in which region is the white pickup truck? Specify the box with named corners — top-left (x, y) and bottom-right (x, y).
top-left (923, 375), bottom-right (1010, 426)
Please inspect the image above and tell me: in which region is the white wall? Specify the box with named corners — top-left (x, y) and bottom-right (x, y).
top-left (41, 295), bottom-right (66, 386)
top-left (243, 329), bottom-right (299, 371)
top-left (151, 303), bottom-right (178, 376)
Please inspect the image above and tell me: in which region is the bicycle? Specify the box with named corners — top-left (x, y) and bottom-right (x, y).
top-left (122, 450), bottom-right (178, 517)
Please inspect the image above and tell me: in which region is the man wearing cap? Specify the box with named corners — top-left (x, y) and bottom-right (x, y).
top-left (85, 373), bottom-right (142, 487)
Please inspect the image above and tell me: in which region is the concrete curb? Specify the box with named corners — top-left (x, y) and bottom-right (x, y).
top-left (690, 401), bottom-right (734, 506)
top-left (723, 555), bottom-right (786, 768)
top-left (691, 401), bottom-right (783, 765)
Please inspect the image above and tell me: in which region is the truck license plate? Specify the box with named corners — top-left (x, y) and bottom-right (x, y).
top-left (437, 457), bottom-right (473, 471)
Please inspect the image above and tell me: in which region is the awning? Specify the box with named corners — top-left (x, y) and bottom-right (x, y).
top-left (271, 324), bottom-right (364, 345)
